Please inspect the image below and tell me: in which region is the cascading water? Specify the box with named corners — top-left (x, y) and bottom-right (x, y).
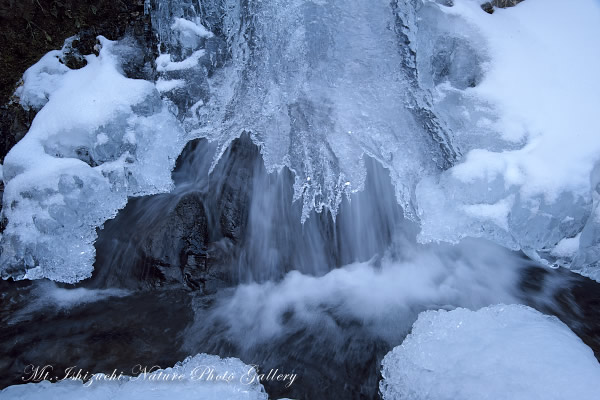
top-left (90, 132), bottom-right (528, 398)
top-left (2, 0), bottom-right (600, 399)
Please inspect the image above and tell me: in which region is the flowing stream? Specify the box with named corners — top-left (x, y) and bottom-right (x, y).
top-left (2, 1), bottom-right (600, 399)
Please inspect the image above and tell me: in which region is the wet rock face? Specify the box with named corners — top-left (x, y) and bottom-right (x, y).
top-left (88, 136), bottom-right (262, 292)
top-left (211, 134), bottom-right (262, 243)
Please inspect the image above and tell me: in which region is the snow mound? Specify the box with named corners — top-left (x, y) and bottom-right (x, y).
top-left (0, 354), bottom-right (268, 400)
top-left (380, 304), bottom-right (600, 400)
top-left (414, 0), bottom-right (600, 278)
top-left (1, 37), bottom-right (186, 283)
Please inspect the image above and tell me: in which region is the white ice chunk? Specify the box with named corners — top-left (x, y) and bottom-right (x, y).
top-left (156, 78), bottom-right (186, 93)
top-left (13, 50), bottom-right (70, 110)
top-left (380, 304), bottom-right (600, 400)
top-left (551, 233), bottom-right (581, 258)
top-left (0, 354), bottom-right (268, 400)
top-left (462, 195), bottom-right (514, 231)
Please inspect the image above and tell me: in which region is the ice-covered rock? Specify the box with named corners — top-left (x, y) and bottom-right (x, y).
top-left (5, 0), bottom-right (600, 283)
top-left (380, 304), bottom-right (600, 400)
top-left (0, 353), bottom-right (268, 400)
top-left (413, 0), bottom-right (600, 278)
top-left (1, 37), bottom-right (186, 283)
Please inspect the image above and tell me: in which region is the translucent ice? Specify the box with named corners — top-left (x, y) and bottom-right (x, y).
top-left (179, 0), bottom-right (455, 221)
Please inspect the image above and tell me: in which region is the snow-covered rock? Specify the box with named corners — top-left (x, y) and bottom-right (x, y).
top-left (1, 37), bottom-right (187, 283)
top-left (380, 304), bottom-right (600, 400)
top-left (414, 0), bottom-right (600, 278)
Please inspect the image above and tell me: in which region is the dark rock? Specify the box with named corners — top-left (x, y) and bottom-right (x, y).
top-left (211, 134), bottom-right (261, 242)
top-left (86, 136), bottom-right (264, 292)
top-left (481, 0), bottom-right (525, 14)
top-left (0, 103), bottom-right (35, 164)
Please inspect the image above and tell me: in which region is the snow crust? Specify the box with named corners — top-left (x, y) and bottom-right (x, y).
top-left (0, 354), bottom-right (268, 400)
top-left (1, 37), bottom-right (186, 283)
top-left (380, 304), bottom-right (600, 400)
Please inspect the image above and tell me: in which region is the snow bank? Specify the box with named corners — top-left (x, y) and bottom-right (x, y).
top-left (0, 354), bottom-right (267, 400)
top-left (380, 304), bottom-right (600, 400)
top-left (414, 0), bottom-right (600, 277)
top-left (1, 37), bottom-right (186, 283)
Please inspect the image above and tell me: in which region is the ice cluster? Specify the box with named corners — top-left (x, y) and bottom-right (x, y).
top-left (380, 304), bottom-right (600, 400)
top-left (0, 353), bottom-right (268, 400)
top-left (1, 37), bottom-right (186, 282)
top-left (176, 0), bottom-right (452, 222)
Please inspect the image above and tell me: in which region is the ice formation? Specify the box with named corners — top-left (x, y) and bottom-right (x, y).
top-left (380, 304), bottom-right (600, 400)
top-left (176, 0), bottom-right (455, 222)
top-left (1, 37), bottom-right (186, 283)
top-left (0, 354), bottom-right (268, 400)
top-left (413, 0), bottom-right (600, 278)
top-left (2, 0), bottom-right (600, 282)
top-left (154, 0), bottom-right (600, 277)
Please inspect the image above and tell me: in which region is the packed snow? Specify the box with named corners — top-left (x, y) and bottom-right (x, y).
top-left (1, 37), bottom-right (186, 283)
top-left (0, 354), bottom-right (268, 400)
top-left (380, 304), bottom-right (600, 400)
